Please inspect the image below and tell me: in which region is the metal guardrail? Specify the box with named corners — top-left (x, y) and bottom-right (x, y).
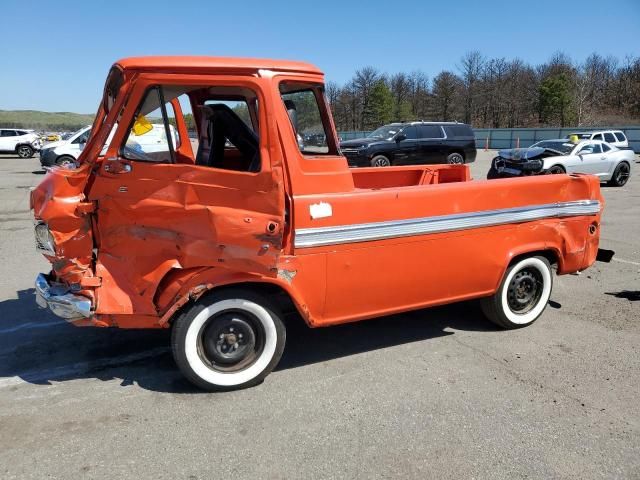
top-left (338, 126), bottom-right (640, 152)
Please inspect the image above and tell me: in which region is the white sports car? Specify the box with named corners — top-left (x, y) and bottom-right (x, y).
top-left (488, 139), bottom-right (634, 187)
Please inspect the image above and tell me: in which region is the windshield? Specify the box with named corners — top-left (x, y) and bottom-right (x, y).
top-left (69, 126), bottom-right (89, 140)
top-left (530, 140), bottom-right (575, 155)
top-left (367, 125), bottom-right (401, 140)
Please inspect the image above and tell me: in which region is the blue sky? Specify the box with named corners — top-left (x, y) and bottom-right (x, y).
top-left (1, 0), bottom-right (639, 113)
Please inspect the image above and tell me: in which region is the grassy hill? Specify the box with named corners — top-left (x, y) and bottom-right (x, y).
top-left (0, 110), bottom-right (95, 131)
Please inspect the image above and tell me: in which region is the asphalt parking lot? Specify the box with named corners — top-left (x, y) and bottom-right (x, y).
top-left (0, 151), bottom-right (639, 479)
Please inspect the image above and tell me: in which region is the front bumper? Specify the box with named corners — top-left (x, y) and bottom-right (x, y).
top-left (35, 273), bottom-right (92, 320)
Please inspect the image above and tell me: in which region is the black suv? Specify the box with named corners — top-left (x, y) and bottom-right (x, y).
top-left (340, 122), bottom-right (476, 167)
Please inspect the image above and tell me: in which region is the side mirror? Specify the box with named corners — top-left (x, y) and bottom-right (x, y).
top-left (395, 134), bottom-right (406, 142)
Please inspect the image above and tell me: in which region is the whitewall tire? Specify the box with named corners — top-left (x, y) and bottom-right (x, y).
top-left (171, 289), bottom-right (286, 391)
top-left (480, 256), bottom-right (553, 329)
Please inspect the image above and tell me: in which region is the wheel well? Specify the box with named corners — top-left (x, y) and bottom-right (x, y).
top-left (14, 143), bottom-right (33, 151)
top-left (449, 149), bottom-right (465, 158)
top-left (548, 164), bottom-right (566, 172)
top-left (170, 281), bottom-right (304, 327)
top-left (510, 249), bottom-right (559, 269)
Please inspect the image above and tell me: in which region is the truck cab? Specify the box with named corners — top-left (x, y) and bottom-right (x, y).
top-left (31, 57), bottom-right (604, 391)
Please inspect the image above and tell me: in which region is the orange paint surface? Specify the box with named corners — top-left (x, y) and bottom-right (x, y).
top-left (31, 56), bottom-right (603, 329)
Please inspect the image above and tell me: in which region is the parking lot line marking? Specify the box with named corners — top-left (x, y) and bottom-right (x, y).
top-left (0, 346), bottom-right (170, 389)
top-left (0, 320), bottom-right (68, 334)
top-left (612, 257), bottom-right (640, 266)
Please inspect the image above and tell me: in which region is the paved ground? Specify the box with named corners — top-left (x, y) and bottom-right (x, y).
top-left (0, 151), bottom-right (639, 479)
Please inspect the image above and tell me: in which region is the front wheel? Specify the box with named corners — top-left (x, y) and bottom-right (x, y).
top-left (546, 165), bottom-right (565, 174)
top-left (480, 256), bottom-right (553, 329)
top-left (171, 289), bottom-right (286, 391)
top-left (608, 162), bottom-right (630, 187)
top-left (17, 145), bottom-right (34, 158)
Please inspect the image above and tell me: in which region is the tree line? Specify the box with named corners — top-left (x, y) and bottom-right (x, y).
top-left (326, 51), bottom-right (640, 131)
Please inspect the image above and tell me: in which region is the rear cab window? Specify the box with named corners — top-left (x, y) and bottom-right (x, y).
top-left (279, 81), bottom-right (337, 157)
top-left (613, 131), bottom-right (627, 142)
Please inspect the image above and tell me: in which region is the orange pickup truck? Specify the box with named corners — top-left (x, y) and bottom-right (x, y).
top-left (32, 57), bottom-right (603, 391)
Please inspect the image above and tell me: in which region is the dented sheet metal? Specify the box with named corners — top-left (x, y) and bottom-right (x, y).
top-left (86, 160), bottom-right (285, 316)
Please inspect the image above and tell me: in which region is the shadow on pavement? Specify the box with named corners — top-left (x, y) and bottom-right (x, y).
top-left (0, 288), bottom-right (499, 394)
top-left (605, 290), bottom-right (640, 302)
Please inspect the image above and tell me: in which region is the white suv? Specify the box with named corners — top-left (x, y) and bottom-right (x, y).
top-left (566, 130), bottom-right (629, 149)
top-left (0, 128), bottom-right (42, 158)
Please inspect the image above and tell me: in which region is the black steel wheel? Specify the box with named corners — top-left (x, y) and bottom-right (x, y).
top-left (171, 288), bottom-right (286, 391)
top-left (480, 255), bottom-right (553, 329)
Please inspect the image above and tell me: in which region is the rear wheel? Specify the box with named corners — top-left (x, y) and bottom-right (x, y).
top-left (171, 289), bottom-right (286, 391)
top-left (446, 152), bottom-right (464, 164)
top-left (608, 162), bottom-right (630, 187)
top-left (16, 145), bottom-right (34, 158)
top-left (480, 256), bottom-right (553, 329)
top-left (371, 155), bottom-right (391, 167)
top-left (546, 165), bottom-right (565, 174)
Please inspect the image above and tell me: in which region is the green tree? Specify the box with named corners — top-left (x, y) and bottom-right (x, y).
top-left (367, 80), bottom-right (394, 128)
top-left (538, 73), bottom-right (574, 126)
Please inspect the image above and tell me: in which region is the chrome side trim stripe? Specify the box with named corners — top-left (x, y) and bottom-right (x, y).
top-left (294, 200), bottom-right (601, 248)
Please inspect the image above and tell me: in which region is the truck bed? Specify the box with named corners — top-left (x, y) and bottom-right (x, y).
top-left (351, 164), bottom-right (471, 190)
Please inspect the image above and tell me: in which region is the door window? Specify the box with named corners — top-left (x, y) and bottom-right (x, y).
top-left (401, 126), bottom-right (418, 139)
top-left (122, 86), bottom-right (177, 163)
top-left (592, 133), bottom-right (603, 141)
top-left (0, 130), bottom-right (17, 137)
top-left (604, 132), bottom-right (616, 143)
top-left (591, 144), bottom-right (602, 154)
top-left (417, 125), bottom-right (444, 139)
top-left (602, 143), bottom-right (611, 152)
top-left (72, 130), bottom-right (91, 144)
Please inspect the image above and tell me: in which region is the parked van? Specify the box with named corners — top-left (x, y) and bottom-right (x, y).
top-left (39, 123), bottom-right (178, 167)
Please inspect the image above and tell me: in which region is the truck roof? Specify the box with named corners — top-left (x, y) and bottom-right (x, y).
top-left (114, 56), bottom-right (323, 76)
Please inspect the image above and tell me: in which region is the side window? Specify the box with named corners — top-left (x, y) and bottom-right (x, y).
top-left (591, 144), bottom-right (602, 154)
top-left (72, 130), bottom-right (90, 144)
top-left (614, 132), bottom-right (627, 142)
top-left (1, 130), bottom-right (17, 137)
top-left (604, 132), bottom-right (616, 143)
top-left (402, 126), bottom-right (418, 139)
top-left (602, 143), bottom-right (611, 152)
top-left (196, 95), bottom-right (260, 172)
top-left (593, 133), bottom-right (603, 141)
top-left (280, 82), bottom-right (337, 156)
top-left (417, 125), bottom-right (444, 139)
top-left (122, 86), bottom-right (176, 163)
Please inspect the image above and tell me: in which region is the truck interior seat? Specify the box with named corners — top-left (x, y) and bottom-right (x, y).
top-left (196, 104), bottom-right (260, 172)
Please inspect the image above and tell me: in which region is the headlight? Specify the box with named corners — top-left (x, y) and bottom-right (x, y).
top-left (35, 222), bottom-right (56, 255)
